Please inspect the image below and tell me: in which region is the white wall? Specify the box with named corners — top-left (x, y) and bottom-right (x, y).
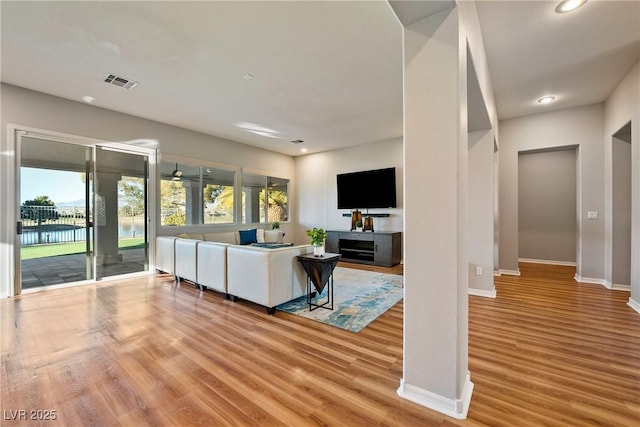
top-left (293, 138), bottom-right (403, 244)
top-left (0, 83), bottom-right (296, 298)
top-left (468, 130), bottom-right (495, 295)
top-left (604, 61), bottom-right (640, 309)
top-left (498, 104), bottom-right (605, 281)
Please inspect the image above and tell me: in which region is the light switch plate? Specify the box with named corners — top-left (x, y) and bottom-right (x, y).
top-left (587, 211), bottom-right (599, 219)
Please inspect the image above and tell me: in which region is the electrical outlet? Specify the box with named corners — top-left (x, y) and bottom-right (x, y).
top-left (475, 266), bottom-right (483, 276)
top-left (587, 211), bottom-right (599, 219)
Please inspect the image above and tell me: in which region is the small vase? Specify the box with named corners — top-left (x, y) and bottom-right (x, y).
top-left (313, 244), bottom-right (325, 257)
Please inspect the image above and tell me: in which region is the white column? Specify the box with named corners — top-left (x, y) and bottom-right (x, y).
top-left (397, 7), bottom-right (473, 419)
top-left (96, 171), bottom-right (122, 265)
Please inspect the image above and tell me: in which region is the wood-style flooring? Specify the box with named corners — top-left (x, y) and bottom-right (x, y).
top-left (1, 262), bottom-right (638, 426)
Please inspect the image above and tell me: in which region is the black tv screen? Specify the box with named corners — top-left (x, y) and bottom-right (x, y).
top-left (337, 167), bottom-right (397, 209)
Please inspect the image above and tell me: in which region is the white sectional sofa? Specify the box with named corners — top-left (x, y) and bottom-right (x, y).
top-left (156, 236), bottom-right (177, 275)
top-left (196, 241), bottom-right (228, 294)
top-left (227, 244), bottom-right (312, 314)
top-left (155, 230), bottom-right (311, 313)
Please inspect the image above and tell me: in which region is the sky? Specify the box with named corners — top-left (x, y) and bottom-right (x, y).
top-left (21, 168), bottom-right (86, 204)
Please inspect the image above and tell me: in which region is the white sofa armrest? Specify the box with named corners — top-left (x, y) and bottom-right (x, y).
top-left (175, 238), bottom-right (199, 284)
top-left (227, 244), bottom-right (312, 311)
top-left (196, 241), bottom-right (228, 294)
top-left (156, 236), bottom-right (177, 275)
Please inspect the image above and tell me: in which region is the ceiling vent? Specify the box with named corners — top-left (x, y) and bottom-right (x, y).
top-left (291, 139), bottom-right (304, 144)
top-left (104, 73), bottom-right (138, 90)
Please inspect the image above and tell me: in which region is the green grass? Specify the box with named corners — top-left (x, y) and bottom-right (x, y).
top-left (21, 238), bottom-right (146, 260)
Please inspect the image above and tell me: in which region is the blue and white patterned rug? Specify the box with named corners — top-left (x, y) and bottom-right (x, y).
top-left (276, 267), bottom-right (403, 333)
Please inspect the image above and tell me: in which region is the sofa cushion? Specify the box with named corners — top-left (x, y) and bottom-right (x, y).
top-left (239, 229), bottom-right (258, 245)
top-left (264, 230), bottom-right (284, 243)
top-left (204, 231), bottom-right (237, 244)
top-left (256, 228), bottom-right (265, 243)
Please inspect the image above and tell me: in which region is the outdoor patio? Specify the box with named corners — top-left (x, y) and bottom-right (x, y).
top-left (21, 248), bottom-right (147, 289)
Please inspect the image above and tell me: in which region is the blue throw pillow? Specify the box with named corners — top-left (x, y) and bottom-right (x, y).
top-left (239, 229), bottom-right (258, 245)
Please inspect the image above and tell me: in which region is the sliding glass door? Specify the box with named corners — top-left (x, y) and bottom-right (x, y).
top-left (16, 133), bottom-right (150, 293)
top-left (18, 136), bottom-right (94, 290)
top-left (95, 147), bottom-right (149, 280)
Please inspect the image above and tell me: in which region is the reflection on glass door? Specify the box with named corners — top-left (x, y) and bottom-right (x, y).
top-left (95, 147), bottom-right (149, 279)
top-left (18, 136), bottom-right (94, 290)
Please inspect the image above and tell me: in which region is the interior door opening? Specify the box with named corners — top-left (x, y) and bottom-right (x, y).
top-left (611, 121), bottom-right (632, 287)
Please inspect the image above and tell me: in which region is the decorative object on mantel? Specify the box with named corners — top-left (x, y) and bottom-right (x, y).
top-left (350, 209), bottom-right (362, 231)
top-left (306, 227), bottom-right (328, 256)
top-left (363, 216), bottom-right (374, 232)
top-left (355, 220), bottom-right (363, 232)
top-left (271, 221), bottom-right (280, 229)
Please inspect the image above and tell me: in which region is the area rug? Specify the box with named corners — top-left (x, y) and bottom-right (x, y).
top-left (276, 267), bottom-right (403, 332)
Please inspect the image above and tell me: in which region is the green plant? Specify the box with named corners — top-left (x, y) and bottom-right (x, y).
top-left (305, 227), bottom-right (327, 246)
top-left (272, 221), bottom-right (280, 229)
top-left (356, 220), bottom-right (363, 228)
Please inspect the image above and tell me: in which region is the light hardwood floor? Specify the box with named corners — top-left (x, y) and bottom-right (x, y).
top-left (1, 262), bottom-right (638, 426)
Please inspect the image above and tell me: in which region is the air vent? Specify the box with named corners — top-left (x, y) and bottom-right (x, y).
top-left (291, 139), bottom-right (304, 144)
top-left (104, 73), bottom-right (138, 90)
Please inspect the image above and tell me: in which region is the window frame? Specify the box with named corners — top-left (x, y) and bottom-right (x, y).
top-left (159, 155), bottom-right (239, 228)
top-left (240, 169), bottom-right (290, 226)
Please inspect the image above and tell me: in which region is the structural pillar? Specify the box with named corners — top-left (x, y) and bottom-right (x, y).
top-left (391, 3), bottom-right (473, 419)
top-left (95, 171), bottom-right (122, 265)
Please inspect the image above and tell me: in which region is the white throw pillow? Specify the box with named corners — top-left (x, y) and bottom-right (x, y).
top-left (264, 230), bottom-right (278, 243)
top-left (256, 228), bottom-right (265, 243)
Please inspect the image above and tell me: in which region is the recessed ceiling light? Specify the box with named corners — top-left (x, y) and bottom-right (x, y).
top-left (555, 0), bottom-right (587, 14)
top-left (300, 148), bottom-right (308, 153)
top-left (244, 74), bottom-right (254, 80)
top-left (82, 96), bottom-right (95, 104)
top-left (537, 96), bottom-right (556, 104)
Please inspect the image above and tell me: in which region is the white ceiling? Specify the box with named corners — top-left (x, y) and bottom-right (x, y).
top-left (2, 1), bottom-right (639, 156)
top-left (476, 0), bottom-right (640, 120)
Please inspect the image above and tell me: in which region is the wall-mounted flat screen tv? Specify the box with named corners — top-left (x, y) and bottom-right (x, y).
top-left (337, 167), bottom-right (397, 209)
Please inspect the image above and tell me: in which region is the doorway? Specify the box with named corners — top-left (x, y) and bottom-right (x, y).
top-left (518, 147), bottom-right (578, 265)
top-left (611, 122), bottom-right (632, 287)
top-left (16, 132), bottom-right (151, 294)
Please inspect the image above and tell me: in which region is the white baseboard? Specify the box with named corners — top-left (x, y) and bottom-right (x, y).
top-left (498, 269), bottom-right (520, 276)
top-left (611, 283), bottom-right (631, 292)
top-left (518, 258), bottom-right (576, 267)
top-left (493, 271), bottom-right (501, 277)
top-left (468, 288), bottom-right (497, 298)
top-left (397, 372), bottom-right (474, 420)
top-left (574, 274), bottom-right (607, 288)
top-left (628, 298), bottom-right (640, 314)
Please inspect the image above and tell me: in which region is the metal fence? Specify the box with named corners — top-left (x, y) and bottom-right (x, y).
top-left (20, 205), bottom-right (145, 246)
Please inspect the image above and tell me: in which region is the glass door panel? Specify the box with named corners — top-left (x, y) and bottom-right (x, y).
top-left (18, 136), bottom-right (94, 290)
top-left (95, 147), bottom-right (149, 279)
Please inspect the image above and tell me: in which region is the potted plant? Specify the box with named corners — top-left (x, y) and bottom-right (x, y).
top-left (306, 227), bottom-right (328, 256)
top-left (355, 220), bottom-right (363, 231)
top-left (271, 221), bottom-right (280, 230)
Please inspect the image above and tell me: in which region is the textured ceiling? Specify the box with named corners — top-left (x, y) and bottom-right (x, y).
top-left (1, 1), bottom-right (639, 156)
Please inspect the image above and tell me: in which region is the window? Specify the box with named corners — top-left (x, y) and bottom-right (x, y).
top-left (160, 160), bottom-right (235, 226)
top-left (202, 168), bottom-right (235, 224)
top-left (241, 173), bottom-right (289, 224)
